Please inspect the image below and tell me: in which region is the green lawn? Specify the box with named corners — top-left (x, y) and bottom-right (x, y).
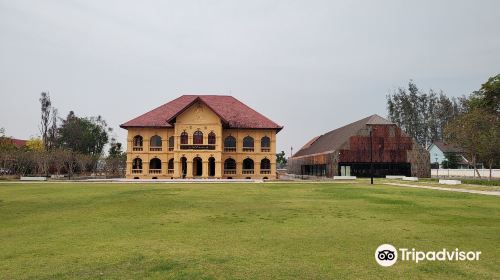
top-left (0, 182), bottom-right (499, 279)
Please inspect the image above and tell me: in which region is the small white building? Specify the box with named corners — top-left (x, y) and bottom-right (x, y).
top-left (427, 141), bottom-right (472, 169)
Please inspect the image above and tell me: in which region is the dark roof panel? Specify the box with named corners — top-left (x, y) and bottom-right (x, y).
top-left (292, 114), bottom-right (393, 157)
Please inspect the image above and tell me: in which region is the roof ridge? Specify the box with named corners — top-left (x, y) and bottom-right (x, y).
top-left (292, 114), bottom-right (392, 158)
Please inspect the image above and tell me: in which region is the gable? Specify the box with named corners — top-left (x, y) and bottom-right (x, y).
top-left (175, 101), bottom-right (222, 125)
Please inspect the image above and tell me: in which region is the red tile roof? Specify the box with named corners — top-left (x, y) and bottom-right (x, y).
top-left (11, 138), bottom-right (27, 148)
top-left (120, 95), bottom-right (283, 132)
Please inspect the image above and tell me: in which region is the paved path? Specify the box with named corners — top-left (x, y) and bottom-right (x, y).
top-left (384, 182), bottom-right (500, 197)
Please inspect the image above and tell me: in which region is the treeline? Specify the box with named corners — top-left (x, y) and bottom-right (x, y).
top-left (387, 74), bottom-right (499, 179)
top-left (0, 93), bottom-right (126, 178)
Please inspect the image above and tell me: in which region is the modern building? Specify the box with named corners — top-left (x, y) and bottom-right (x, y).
top-left (287, 115), bottom-right (430, 178)
top-left (428, 141), bottom-right (472, 169)
top-left (120, 95), bottom-right (282, 179)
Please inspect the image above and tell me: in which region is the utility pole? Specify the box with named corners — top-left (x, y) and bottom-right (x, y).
top-left (291, 146), bottom-right (293, 158)
top-left (370, 126), bottom-right (374, 185)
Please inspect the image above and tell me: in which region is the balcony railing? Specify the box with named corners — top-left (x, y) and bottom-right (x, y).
top-left (150, 147), bottom-right (162, 152)
top-left (132, 169), bottom-right (142, 174)
top-left (168, 147), bottom-right (174, 151)
top-left (133, 146), bottom-right (143, 151)
top-left (242, 147), bottom-right (254, 152)
top-left (224, 147), bottom-right (236, 152)
top-left (167, 169), bottom-right (174, 174)
top-left (260, 169), bottom-right (271, 174)
top-left (242, 169), bottom-right (254, 174)
top-left (261, 148), bottom-right (271, 152)
top-left (149, 169), bottom-right (162, 174)
top-left (224, 169), bottom-right (236, 175)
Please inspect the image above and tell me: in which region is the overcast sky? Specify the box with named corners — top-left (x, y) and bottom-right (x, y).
top-left (1, 0), bottom-right (499, 155)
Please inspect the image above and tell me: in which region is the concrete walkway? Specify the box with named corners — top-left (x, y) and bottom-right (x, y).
top-left (384, 182), bottom-right (500, 197)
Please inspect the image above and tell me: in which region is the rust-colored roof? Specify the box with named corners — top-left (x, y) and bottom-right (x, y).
top-left (120, 95), bottom-right (283, 131)
top-left (11, 138), bottom-right (27, 148)
top-left (292, 114), bottom-right (393, 157)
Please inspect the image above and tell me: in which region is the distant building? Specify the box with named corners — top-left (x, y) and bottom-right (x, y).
top-left (288, 115), bottom-right (430, 178)
top-left (120, 95), bottom-right (282, 179)
top-left (427, 141), bottom-right (472, 169)
top-left (10, 138), bottom-right (27, 148)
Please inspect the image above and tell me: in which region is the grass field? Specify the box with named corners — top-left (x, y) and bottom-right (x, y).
top-left (0, 182), bottom-right (499, 279)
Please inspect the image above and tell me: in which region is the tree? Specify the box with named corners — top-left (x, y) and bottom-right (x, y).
top-left (47, 108), bottom-right (58, 150)
top-left (476, 113), bottom-right (500, 180)
top-left (58, 111), bottom-right (111, 156)
top-left (276, 151), bottom-right (287, 169)
top-left (0, 128), bottom-right (16, 151)
top-left (444, 74), bottom-right (500, 180)
top-left (444, 108), bottom-right (498, 179)
top-left (441, 152), bottom-right (460, 169)
top-left (26, 137), bottom-right (48, 176)
top-left (468, 74), bottom-right (500, 114)
top-left (105, 138), bottom-right (126, 177)
top-left (26, 137), bottom-right (44, 152)
top-left (39, 92), bottom-right (53, 151)
top-left (387, 81), bottom-right (460, 147)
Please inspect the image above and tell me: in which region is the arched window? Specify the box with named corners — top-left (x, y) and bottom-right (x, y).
top-left (260, 158), bottom-right (271, 174)
top-left (168, 158), bottom-right (174, 173)
top-left (133, 135), bottom-right (143, 151)
top-left (193, 131), bottom-right (203, 145)
top-left (224, 158), bottom-right (236, 175)
top-left (149, 158), bottom-right (162, 174)
top-left (168, 136), bottom-right (174, 151)
top-left (208, 132), bottom-right (216, 145)
top-left (180, 132), bottom-right (188, 145)
top-left (224, 136), bottom-right (236, 152)
top-left (261, 136), bottom-right (270, 152)
top-left (242, 158), bottom-right (254, 174)
top-left (243, 136), bottom-right (254, 152)
top-left (132, 158), bottom-right (142, 170)
top-left (150, 135), bottom-right (162, 151)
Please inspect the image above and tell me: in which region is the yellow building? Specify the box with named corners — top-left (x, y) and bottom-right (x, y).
top-left (120, 95), bottom-right (283, 179)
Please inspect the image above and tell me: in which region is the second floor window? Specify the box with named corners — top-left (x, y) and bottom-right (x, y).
top-left (193, 131), bottom-right (203, 144)
top-left (224, 136), bottom-right (236, 151)
top-left (180, 132), bottom-right (188, 144)
top-left (133, 135), bottom-right (143, 147)
top-left (208, 132), bottom-right (216, 145)
top-left (168, 136), bottom-right (174, 150)
top-left (261, 136), bottom-right (270, 148)
top-left (243, 136), bottom-right (254, 150)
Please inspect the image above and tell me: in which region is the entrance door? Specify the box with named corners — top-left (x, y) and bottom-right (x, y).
top-left (340, 166), bottom-right (351, 176)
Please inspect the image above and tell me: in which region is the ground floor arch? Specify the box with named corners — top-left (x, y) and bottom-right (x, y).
top-left (181, 157), bottom-right (187, 178)
top-left (193, 157), bottom-right (203, 177)
top-left (208, 157), bottom-right (216, 177)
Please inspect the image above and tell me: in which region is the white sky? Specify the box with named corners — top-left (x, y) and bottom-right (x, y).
top-left (1, 0), bottom-right (499, 156)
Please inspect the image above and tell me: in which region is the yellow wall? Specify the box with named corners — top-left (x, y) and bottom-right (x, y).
top-left (125, 101), bottom-right (277, 179)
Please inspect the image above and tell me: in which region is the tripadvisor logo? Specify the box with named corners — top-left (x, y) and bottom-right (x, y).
top-left (375, 244), bottom-right (481, 267)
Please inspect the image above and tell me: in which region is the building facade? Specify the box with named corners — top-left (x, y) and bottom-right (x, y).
top-left (120, 95), bottom-right (282, 179)
top-left (288, 115), bottom-right (430, 178)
